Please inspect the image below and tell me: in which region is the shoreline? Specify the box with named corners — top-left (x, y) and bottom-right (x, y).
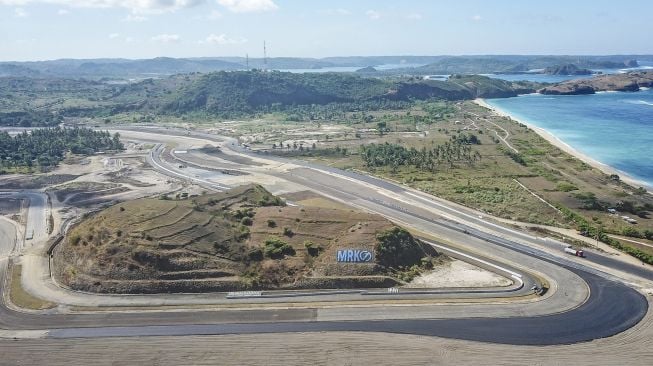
top-left (474, 98), bottom-right (652, 191)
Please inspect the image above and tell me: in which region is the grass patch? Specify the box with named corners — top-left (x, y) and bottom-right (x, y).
top-left (9, 264), bottom-right (56, 310)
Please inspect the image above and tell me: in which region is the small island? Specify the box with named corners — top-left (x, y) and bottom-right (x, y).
top-left (543, 64), bottom-right (593, 76)
top-left (356, 66), bottom-right (378, 73)
top-left (540, 70), bottom-right (653, 95)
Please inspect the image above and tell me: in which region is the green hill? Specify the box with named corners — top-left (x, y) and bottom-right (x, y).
top-left (118, 71), bottom-right (539, 117)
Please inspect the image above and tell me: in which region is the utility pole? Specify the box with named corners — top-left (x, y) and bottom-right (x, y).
top-left (245, 53), bottom-right (249, 69)
top-left (263, 40), bottom-right (267, 71)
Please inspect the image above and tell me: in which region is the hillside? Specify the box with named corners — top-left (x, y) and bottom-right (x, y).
top-left (540, 70), bottom-right (653, 95)
top-left (411, 56), bottom-right (642, 75)
top-left (53, 184), bottom-right (438, 293)
top-left (543, 64), bottom-right (593, 75)
top-left (0, 71), bottom-right (542, 123)
top-left (157, 72), bottom-right (541, 115)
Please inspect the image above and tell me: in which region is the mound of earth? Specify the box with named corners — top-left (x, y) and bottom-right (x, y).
top-left (53, 184), bottom-right (438, 293)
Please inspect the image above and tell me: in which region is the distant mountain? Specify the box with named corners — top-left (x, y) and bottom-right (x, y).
top-left (0, 57), bottom-right (243, 78)
top-left (356, 66), bottom-right (378, 73)
top-left (0, 64), bottom-right (40, 77)
top-left (407, 56), bottom-right (644, 75)
top-left (543, 64), bottom-right (593, 75)
top-left (0, 55), bottom-right (649, 79)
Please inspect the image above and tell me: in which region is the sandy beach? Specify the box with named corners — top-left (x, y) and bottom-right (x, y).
top-left (474, 98), bottom-right (652, 191)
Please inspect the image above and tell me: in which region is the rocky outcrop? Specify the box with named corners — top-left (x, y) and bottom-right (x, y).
top-left (540, 71), bottom-right (653, 95)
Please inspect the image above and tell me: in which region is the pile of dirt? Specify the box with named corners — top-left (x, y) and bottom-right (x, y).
top-left (53, 184), bottom-right (438, 293)
top-left (48, 182), bottom-right (129, 206)
top-left (0, 174), bottom-right (79, 189)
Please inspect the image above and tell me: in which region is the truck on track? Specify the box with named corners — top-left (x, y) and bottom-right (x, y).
top-left (564, 246), bottom-right (585, 258)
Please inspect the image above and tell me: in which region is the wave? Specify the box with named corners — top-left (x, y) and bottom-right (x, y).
top-left (633, 100), bottom-right (653, 106)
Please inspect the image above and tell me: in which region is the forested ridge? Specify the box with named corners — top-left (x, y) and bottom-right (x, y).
top-left (0, 127), bottom-right (123, 172)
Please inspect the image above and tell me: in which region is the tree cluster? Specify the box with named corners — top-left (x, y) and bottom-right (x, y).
top-left (360, 135), bottom-right (482, 172)
top-left (0, 127), bottom-right (123, 171)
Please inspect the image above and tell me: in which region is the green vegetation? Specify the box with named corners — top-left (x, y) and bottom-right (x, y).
top-left (375, 227), bottom-right (427, 268)
top-left (304, 240), bottom-right (321, 256)
top-left (0, 71), bottom-right (542, 125)
top-left (360, 135), bottom-right (481, 172)
top-left (557, 204), bottom-right (653, 265)
top-left (0, 127), bottom-right (123, 172)
top-left (263, 237), bottom-right (295, 259)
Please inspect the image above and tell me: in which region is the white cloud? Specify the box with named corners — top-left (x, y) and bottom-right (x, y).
top-left (14, 7), bottom-right (28, 17)
top-left (406, 13), bottom-right (422, 20)
top-left (217, 0), bottom-right (277, 13)
top-left (123, 14), bottom-right (147, 22)
top-left (125, 36), bottom-right (135, 43)
top-left (198, 33), bottom-right (247, 45)
top-left (0, 0), bottom-right (205, 14)
top-left (472, 14), bottom-right (482, 21)
top-left (323, 8), bottom-right (350, 16)
top-left (57, 8), bottom-right (69, 15)
top-left (365, 10), bottom-right (380, 20)
top-left (208, 9), bottom-right (222, 19)
top-left (108, 33), bottom-right (120, 39)
top-left (151, 33), bottom-right (181, 43)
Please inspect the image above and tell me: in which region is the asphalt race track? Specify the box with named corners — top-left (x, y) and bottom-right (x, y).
top-left (0, 127), bottom-right (650, 347)
top-left (45, 268), bottom-right (647, 345)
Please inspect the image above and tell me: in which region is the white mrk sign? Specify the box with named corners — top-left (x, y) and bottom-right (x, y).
top-left (336, 249), bottom-right (373, 263)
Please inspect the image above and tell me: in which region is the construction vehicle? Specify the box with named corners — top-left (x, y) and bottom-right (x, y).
top-left (564, 246), bottom-right (585, 258)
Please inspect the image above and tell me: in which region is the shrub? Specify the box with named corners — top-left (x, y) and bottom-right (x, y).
top-left (645, 230), bottom-right (653, 241)
top-left (304, 240), bottom-right (320, 256)
top-left (556, 182), bottom-right (578, 192)
top-left (248, 248), bottom-right (264, 261)
top-left (375, 227), bottom-right (424, 268)
top-left (264, 237), bottom-right (295, 259)
top-left (283, 227), bottom-right (294, 237)
top-left (70, 234), bottom-right (81, 246)
top-left (240, 216), bottom-right (253, 226)
top-left (506, 151), bottom-right (527, 166)
top-left (267, 219), bottom-right (276, 228)
top-left (621, 226), bottom-right (642, 238)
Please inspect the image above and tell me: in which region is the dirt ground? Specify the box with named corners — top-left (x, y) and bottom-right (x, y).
top-left (407, 259), bottom-right (512, 288)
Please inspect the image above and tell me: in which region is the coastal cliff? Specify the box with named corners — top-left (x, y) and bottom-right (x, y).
top-left (540, 71), bottom-right (653, 95)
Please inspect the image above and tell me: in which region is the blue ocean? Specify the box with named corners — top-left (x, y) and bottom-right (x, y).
top-left (486, 89), bottom-right (653, 188)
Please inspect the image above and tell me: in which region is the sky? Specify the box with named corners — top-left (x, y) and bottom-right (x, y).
top-left (1, 0), bottom-right (652, 61)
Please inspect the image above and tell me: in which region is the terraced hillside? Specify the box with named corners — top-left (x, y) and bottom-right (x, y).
top-left (53, 185), bottom-right (438, 293)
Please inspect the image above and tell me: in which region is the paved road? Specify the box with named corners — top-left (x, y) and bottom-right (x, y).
top-left (0, 217), bottom-right (16, 256)
top-left (0, 127), bottom-right (650, 347)
top-left (0, 254), bottom-right (644, 345)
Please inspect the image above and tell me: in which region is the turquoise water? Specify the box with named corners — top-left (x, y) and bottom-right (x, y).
top-left (486, 89), bottom-right (653, 188)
